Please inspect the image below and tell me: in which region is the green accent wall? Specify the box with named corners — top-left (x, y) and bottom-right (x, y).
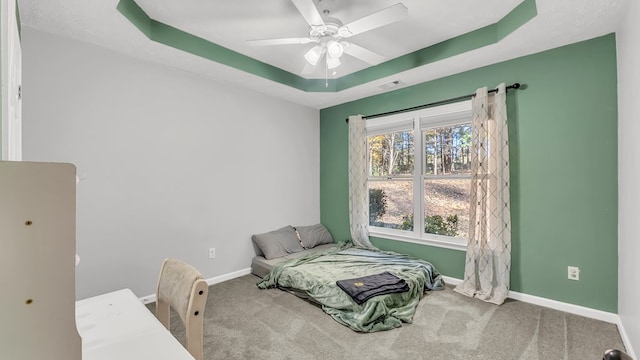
top-left (320, 34), bottom-right (618, 312)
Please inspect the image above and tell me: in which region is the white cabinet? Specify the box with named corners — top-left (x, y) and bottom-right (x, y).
top-left (0, 161), bottom-right (81, 360)
top-left (1, 0), bottom-right (23, 160)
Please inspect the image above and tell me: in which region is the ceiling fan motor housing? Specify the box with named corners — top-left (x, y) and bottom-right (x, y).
top-left (309, 17), bottom-right (351, 40)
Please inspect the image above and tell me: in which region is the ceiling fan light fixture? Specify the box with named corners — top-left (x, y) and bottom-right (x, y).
top-left (337, 26), bottom-right (352, 37)
top-left (304, 45), bottom-right (325, 66)
top-left (326, 56), bottom-right (341, 69)
top-left (326, 40), bottom-right (344, 59)
top-left (310, 25), bottom-right (327, 38)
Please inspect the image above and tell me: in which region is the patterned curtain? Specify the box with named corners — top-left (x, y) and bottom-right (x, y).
top-left (348, 115), bottom-right (374, 248)
top-left (454, 83), bottom-right (511, 305)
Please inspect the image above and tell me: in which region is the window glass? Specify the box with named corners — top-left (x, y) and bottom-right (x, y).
top-left (368, 130), bottom-right (414, 229)
top-left (424, 124), bottom-right (472, 176)
top-left (423, 123), bottom-right (472, 237)
top-left (424, 178), bottom-right (470, 237)
top-left (369, 180), bottom-right (413, 230)
top-left (365, 101), bottom-right (472, 248)
top-left (368, 131), bottom-right (414, 177)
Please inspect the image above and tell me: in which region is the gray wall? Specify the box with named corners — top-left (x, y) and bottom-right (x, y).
top-left (617, 0), bottom-right (640, 356)
top-left (21, 28), bottom-right (320, 300)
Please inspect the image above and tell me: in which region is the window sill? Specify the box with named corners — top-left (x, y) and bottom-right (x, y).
top-left (369, 229), bottom-right (467, 252)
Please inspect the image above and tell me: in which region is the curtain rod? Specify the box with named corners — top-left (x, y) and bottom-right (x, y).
top-left (345, 83), bottom-right (522, 123)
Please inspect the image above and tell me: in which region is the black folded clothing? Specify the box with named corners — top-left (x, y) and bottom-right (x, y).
top-left (336, 272), bottom-right (409, 305)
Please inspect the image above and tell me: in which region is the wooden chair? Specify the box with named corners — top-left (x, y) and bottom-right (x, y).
top-left (156, 258), bottom-right (209, 360)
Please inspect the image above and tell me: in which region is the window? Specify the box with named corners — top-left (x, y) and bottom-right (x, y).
top-left (366, 101), bottom-right (472, 250)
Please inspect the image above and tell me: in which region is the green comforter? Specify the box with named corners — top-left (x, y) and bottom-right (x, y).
top-left (257, 241), bottom-right (445, 332)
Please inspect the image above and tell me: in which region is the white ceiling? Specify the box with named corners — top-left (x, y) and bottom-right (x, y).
top-left (18, 0), bottom-right (628, 109)
top-left (134, 0), bottom-right (523, 78)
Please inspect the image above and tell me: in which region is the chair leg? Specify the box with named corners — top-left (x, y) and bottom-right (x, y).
top-left (156, 298), bottom-right (171, 330)
top-left (185, 279), bottom-right (208, 360)
top-left (185, 317), bottom-right (204, 360)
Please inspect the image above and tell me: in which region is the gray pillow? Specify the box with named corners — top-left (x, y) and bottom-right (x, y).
top-left (252, 225), bottom-right (304, 260)
top-left (294, 224), bottom-right (334, 249)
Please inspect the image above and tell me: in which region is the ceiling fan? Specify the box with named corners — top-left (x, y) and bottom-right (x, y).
top-left (246, 0), bottom-right (408, 74)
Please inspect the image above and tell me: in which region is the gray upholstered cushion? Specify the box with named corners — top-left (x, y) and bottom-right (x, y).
top-left (295, 224), bottom-right (334, 249)
top-left (252, 225), bottom-right (304, 260)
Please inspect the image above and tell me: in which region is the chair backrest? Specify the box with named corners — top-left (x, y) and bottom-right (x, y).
top-left (156, 258), bottom-right (209, 360)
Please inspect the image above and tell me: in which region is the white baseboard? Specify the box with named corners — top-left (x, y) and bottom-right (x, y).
top-left (441, 275), bottom-right (463, 286)
top-left (204, 267), bottom-right (253, 286)
top-left (616, 318), bottom-right (638, 360)
top-left (443, 275), bottom-right (635, 357)
top-left (139, 267), bottom-right (252, 305)
top-left (507, 290), bottom-right (619, 323)
top-left (442, 275), bottom-right (618, 323)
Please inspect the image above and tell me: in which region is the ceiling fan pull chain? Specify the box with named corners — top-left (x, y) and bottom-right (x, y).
top-left (325, 58), bottom-right (329, 88)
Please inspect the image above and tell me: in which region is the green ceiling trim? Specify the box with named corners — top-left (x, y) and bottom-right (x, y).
top-left (498, 0), bottom-right (537, 39)
top-left (150, 21), bottom-right (305, 86)
top-left (117, 0), bottom-right (536, 93)
top-left (335, 0), bottom-right (537, 91)
top-left (117, 0), bottom-right (152, 38)
top-left (117, 0), bottom-right (322, 91)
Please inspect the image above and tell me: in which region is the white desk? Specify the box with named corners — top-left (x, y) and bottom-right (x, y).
top-left (76, 288), bottom-right (195, 360)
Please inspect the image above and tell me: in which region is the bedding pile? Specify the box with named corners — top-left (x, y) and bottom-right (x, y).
top-left (257, 241), bottom-right (445, 332)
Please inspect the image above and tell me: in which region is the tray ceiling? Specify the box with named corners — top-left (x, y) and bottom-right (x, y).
top-left (18, 0), bottom-right (629, 108)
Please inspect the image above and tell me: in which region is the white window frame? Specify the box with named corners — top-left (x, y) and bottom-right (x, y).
top-left (366, 100), bottom-right (472, 251)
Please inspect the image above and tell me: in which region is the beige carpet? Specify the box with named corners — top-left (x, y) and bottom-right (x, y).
top-left (148, 274), bottom-right (625, 360)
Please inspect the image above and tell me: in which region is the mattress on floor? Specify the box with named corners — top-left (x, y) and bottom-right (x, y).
top-left (251, 243), bottom-right (336, 278)
top-left (257, 242), bottom-right (445, 332)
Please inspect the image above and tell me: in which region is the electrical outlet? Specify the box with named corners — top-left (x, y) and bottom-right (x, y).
top-left (209, 248), bottom-right (216, 259)
top-left (567, 266), bottom-right (580, 281)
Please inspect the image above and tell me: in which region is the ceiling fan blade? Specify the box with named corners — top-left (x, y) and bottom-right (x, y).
top-left (341, 3), bottom-right (408, 37)
top-left (291, 0), bottom-right (325, 27)
top-left (246, 38), bottom-right (314, 46)
top-left (344, 43), bottom-right (386, 65)
top-left (301, 61), bottom-right (318, 75)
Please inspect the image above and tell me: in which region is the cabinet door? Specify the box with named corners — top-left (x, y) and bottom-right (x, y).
top-left (1, 0), bottom-right (22, 161)
top-left (0, 161), bottom-right (81, 360)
